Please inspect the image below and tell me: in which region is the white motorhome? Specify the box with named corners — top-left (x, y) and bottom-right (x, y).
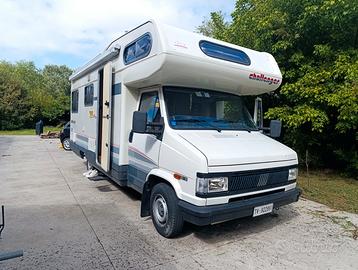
top-left (69, 20), bottom-right (301, 237)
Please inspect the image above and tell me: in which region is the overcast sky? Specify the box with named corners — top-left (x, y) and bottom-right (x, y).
top-left (0, 0), bottom-right (235, 68)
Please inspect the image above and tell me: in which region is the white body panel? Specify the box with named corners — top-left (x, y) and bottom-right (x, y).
top-left (69, 20), bottom-right (297, 209)
top-left (70, 72), bottom-right (98, 150)
top-left (119, 22), bottom-right (282, 95)
top-left (176, 130), bottom-right (297, 166)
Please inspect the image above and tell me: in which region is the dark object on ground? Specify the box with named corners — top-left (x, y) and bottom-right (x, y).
top-left (40, 131), bottom-right (60, 139)
top-left (60, 122), bottom-right (71, 150)
top-left (0, 250), bottom-right (24, 261)
top-left (35, 120), bottom-right (43, 135)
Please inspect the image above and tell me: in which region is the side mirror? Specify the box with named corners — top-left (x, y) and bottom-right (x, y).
top-left (269, 120), bottom-right (282, 138)
top-left (132, 111), bottom-right (147, 133)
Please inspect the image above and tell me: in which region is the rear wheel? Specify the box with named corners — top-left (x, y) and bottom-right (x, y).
top-left (150, 183), bottom-right (183, 238)
top-left (62, 138), bottom-right (71, 151)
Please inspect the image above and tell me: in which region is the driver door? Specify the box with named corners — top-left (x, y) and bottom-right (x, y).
top-left (128, 89), bottom-right (162, 192)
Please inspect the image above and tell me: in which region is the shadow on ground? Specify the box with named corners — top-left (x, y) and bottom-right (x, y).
top-left (104, 176), bottom-right (300, 244)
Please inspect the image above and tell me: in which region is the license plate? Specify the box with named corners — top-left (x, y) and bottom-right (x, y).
top-left (253, 203), bottom-right (273, 217)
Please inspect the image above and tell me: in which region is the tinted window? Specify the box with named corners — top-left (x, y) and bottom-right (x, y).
top-left (124, 33), bottom-right (152, 65)
top-left (84, 84), bottom-right (94, 106)
top-left (139, 91), bottom-right (161, 123)
top-left (71, 90), bottom-right (79, 113)
top-left (199, 41), bottom-right (251, 66)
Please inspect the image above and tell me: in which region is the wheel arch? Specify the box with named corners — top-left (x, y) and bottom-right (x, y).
top-left (140, 168), bottom-right (182, 217)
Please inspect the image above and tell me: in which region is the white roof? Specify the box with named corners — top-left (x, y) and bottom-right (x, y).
top-left (72, 20), bottom-right (282, 95)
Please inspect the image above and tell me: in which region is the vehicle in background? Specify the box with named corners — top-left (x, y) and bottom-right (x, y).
top-left (69, 20), bottom-right (300, 238)
top-left (60, 122), bottom-right (71, 151)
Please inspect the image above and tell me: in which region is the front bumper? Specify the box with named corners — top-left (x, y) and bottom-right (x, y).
top-left (178, 187), bottom-right (301, 226)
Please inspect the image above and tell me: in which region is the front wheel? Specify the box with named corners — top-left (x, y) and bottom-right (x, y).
top-left (62, 138), bottom-right (71, 151)
top-left (150, 183), bottom-right (183, 238)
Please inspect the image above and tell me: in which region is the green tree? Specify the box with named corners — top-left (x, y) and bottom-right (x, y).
top-left (196, 11), bottom-right (229, 40)
top-left (13, 61), bottom-right (49, 123)
top-left (0, 61), bottom-right (73, 130)
top-left (0, 62), bottom-right (31, 129)
top-left (42, 65), bottom-right (72, 122)
top-left (197, 0), bottom-right (358, 175)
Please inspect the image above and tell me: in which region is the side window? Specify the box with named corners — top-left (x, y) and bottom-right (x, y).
top-left (199, 40), bottom-right (251, 66)
top-left (139, 91), bottom-right (161, 123)
top-left (84, 84), bottom-right (94, 106)
top-left (71, 90), bottom-right (79, 113)
top-left (124, 33), bottom-right (152, 65)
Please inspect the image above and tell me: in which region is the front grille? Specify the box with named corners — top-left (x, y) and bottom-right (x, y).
top-left (228, 168), bottom-right (289, 193)
top-left (196, 165), bottom-right (297, 198)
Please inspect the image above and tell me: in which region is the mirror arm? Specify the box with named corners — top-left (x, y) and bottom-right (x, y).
top-left (146, 123), bottom-right (164, 140)
top-left (260, 127), bottom-right (270, 131)
top-left (146, 122), bottom-right (163, 127)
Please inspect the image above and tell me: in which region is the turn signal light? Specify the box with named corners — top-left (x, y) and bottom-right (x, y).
top-left (173, 173), bottom-right (187, 181)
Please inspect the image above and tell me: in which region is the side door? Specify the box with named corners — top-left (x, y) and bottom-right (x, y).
top-left (96, 62), bottom-right (112, 172)
top-left (128, 90), bottom-right (162, 191)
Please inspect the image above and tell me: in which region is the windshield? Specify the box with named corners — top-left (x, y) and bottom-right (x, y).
top-left (163, 87), bottom-right (257, 131)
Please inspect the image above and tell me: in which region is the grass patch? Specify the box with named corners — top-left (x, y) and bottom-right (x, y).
top-left (298, 171), bottom-right (358, 214)
top-left (0, 126), bottom-right (62, 135)
top-left (308, 210), bottom-right (358, 239)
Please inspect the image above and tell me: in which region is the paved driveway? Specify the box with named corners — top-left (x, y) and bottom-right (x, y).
top-left (0, 136), bottom-right (357, 269)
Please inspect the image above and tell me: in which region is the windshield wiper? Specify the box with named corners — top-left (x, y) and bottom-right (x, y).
top-left (174, 118), bottom-right (222, 132)
top-left (237, 127), bottom-right (252, 133)
top-left (213, 119), bottom-right (255, 133)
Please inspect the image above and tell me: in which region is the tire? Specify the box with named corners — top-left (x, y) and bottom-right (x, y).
top-left (150, 183), bottom-right (184, 238)
top-left (62, 137), bottom-right (71, 151)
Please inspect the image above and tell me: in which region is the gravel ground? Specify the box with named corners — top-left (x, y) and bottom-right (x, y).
top-left (0, 136), bottom-right (357, 269)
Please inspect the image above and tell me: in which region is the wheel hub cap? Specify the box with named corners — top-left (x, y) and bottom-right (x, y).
top-left (64, 140), bottom-right (70, 149)
top-left (153, 195), bottom-right (168, 224)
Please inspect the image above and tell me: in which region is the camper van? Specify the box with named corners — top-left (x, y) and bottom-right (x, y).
top-left (69, 20), bottom-right (301, 238)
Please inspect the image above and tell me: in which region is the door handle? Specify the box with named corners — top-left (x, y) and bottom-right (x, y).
top-left (104, 101), bottom-right (110, 107)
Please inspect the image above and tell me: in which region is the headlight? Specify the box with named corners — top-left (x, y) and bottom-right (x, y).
top-left (196, 177), bottom-right (228, 193)
top-left (288, 168), bottom-right (298, 181)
